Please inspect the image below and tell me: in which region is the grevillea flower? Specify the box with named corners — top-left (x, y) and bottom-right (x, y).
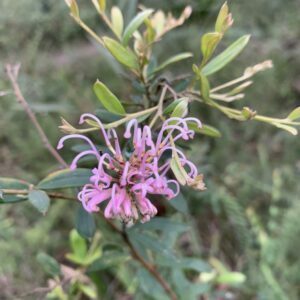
top-left (57, 114), bottom-right (205, 223)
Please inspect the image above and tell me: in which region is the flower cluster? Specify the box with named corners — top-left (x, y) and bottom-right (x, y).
top-left (57, 114), bottom-right (204, 223)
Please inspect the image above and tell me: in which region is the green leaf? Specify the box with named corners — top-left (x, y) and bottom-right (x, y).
top-left (65, 0), bottom-right (79, 18)
top-left (198, 124), bottom-right (221, 138)
top-left (88, 251), bottom-right (130, 272)
top-left (28, 190), bottom-right (50, 215)
top-left (274, 123), bottom-right (298, 136)
top-left (93, 80), bottom-right (126, 115)
top-left (99, 0), bottom-right (106, 11)
top-left (37, 252), bottom-right (61, 277)
top-left (202, 35), bottom-right (251, 76)
top-left (170, 99), bottom-right (188, 118)
top-left (137, 268), bottom-right (169, 300)
top-left (70, 229), bottom-right (87, 259)
top-left (103, 37), bottom-right (139, 69)
top-left (135, 217), bottom-right (189, 233)
top-left (76, 206), bottom-right (96, 239)
top-left (128, 231), bottom-right (177, 261)
top-left (38, 168), bottom-right (92, 190)
top-left (217, 272), bottom-right (246, 285)
top-left (201, 32), bottom-right (222, 65)
top-left (215, 2), bottom-right (231, 33)
top-left (287, 107), bottom-right (300, 120)
top-left (65, 253), bottom-right (86, 265)
top-left (136, 111), bottom-right (153, 123)
top-left (91, 0), bottom-right (105, 12)
top-left (198, 73), bottom-right (211, 102)
top-left (188, 122), bottom-right (221, 138)
top-left (170, 157), bottom-right (186, 186)
top-left (178, 258), bottom-right (211, 273)
top-left (158, 257), bottom-right (211, 273)
top-left (111, 6), bottom-right (124, 38)
top-left (163, 98), bottom-right (187, 115)
top-left (171, 269), bottom-right (209, 299)
top-left (0, 178), bottom-right (30, 203)
top-left (154, 53), bottom-right (193, 73)
top-left (84, 249), bottom-right (102, 265)
top-left (95, 108), bottom-right (122, 123)
top-left (70, 0), bottom-right (79, 18)
top-left (169, 192), bottom-right (189, 214)
top-left (173, 78), bottom-right (191, 93)
top-left (66, 249), bottom-right (101, 266)
top-left (122, 9), bottom-right (153, 46)
top-left (78, 284), bottom-right (97, 299)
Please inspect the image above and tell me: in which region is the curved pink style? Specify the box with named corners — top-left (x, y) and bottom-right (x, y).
top-left (57, 115), bottom-right (203, 223)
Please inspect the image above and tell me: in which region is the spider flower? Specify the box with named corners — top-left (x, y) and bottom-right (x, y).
top-left (57, 114), bottom-right (204, 223)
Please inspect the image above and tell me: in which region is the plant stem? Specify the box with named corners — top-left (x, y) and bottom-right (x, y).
top-left (149, 85), bottom-right (169, 128)
top-left (122, 230), bottom-right (178, 300)
top-left (188, 90), bottom-right (300, 126)
top-left (72, 16), bottom-right (104, 46)
top-left (5, 64), bottom-right (68, 168)
top-left (76, 106), bottom-right (158, 134)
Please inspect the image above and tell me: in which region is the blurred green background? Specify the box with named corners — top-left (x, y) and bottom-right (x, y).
top-left (0, 0), bottom-right (299, 299)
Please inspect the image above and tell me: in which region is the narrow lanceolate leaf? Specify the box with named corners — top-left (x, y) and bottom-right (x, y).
top-left (274, 123), bottom-right (298, 136)
top-left (137, 217), bottom-right (189, 233)
top-left (128, 230), bottom-right (177, 261)
top-left (111, 6), bottom-right (124, 38)
top-left (37, 252), bottom-right (61, 277)
top-left (99, 0), bottom-right (106, 11)
top-left (202, 35), bottom-right (250, 76)
top-left (70, 0), bottom-right (79, 17)
top-left (0, 178), bottom-right (30, 204)
top-left (287, 107), bottom-right (300, 121)
top-left (88, 252), bottom-right (130, 272)
top-left (198, 73), bottom-right (211, 102)
top-left (38, 168), bottom-right (92, 190)
top-left (64, 0), bottom-right (79, 18)
top-left (28, 190), bottom-right (50, 215)
top-left (163, 98), bottom-right (188, 115)
top-left (171, 99), bottom-right (188, 118)
top-left (103, 37), bottom-right (139, 70)
top-left (153, 53), bottom-right (193, 73)
top-left (217, 272), bottom-right (246, 285)
top-left (188, 122), bottom-right (221, 138)
top-left (157, 257), bottom-right (211, 273)
top-left (69, 229), bottom-right (87, 259)
top-left (196, 124), bottom-right (221, 138)
top-left (76, 206), bottom-right (96, 239)
top-left (78, 285), bottom-right (97, 299)
top-left (171, 158), bottom-right (186, 185)
top-left (169, 192), bottom-right (189, 214)
top-left (215, 2), bottom-right (229, 31)
top-left (201, 33), bottom-right (222, 65)
top-left (122, 9), bottom-right (153, 46)
top-left (91, 0), bottom-right (99, 12)
top-left (170, 150), bottom-right (187, 186)
top-left (215, 2), bottom-right (232, 33)
top-left (93, 80), bottom-right (126, 115)
top-left (91, 0), bottom-right (106, 12)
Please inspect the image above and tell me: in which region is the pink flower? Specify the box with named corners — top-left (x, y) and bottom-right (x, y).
top-left (57, 114), bottom-right (204, 223)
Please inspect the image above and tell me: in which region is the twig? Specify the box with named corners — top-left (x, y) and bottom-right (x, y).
top-left (5, 64), bottom-right (68, 168)
top-left (4, 189), bottom-right (177, 300)
top-left (1, 189), bottom-right (77, 201)
top-left (149, 85), bottom-right (169, 128)
top-left (71, 16), bottom-right (104, 46)
top-left (122, 230), bottom-right (178, 300)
